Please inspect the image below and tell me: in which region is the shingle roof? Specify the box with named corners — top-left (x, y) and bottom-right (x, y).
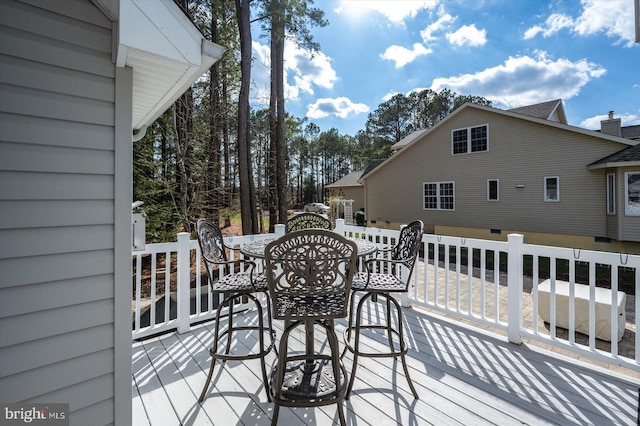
top-left (361, 159), bottom-right (385, 178)
top-left (622, 125), bottom-right (640, 140)
top-left (327, 159), bottom-right (386, 188)
top-left (390, 129), bottom-right (429, 151)
top-left (326, 170), bottom-right (363, 188)
top-left (589, 143), bottom-right (640, 167)
top-left (508, 99), bottom-right (567, 123)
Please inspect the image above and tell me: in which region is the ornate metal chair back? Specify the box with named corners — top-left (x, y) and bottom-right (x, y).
top-left (285, 212), bottom-right (332, 233)
top-left (390, 220), bottom-right (424, 279)
top-left (264, 229), bottom-right (358, 321)
top-left (196, 219), bottom-right (229, 278)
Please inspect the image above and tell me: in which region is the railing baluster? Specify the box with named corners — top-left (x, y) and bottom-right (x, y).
top-left (131, 225), bottom-right (638, 372)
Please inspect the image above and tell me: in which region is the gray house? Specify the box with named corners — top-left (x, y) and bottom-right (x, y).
top-left (360, 100), bottom-right (640, 254)
top-left (0, 0), bottom-right (223, 423)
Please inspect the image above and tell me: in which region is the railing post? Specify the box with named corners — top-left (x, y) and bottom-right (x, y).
top-left (274, 223), bottom-right (286, 236)
top-left (507, 233), bottom-right (524, 344)
top-left (177, 232), bottom-right (191, 334)
top-left (334, 218), bottom-right (345, 235)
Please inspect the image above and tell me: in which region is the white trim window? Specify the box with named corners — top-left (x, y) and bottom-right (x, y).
top-left (625, 171), bottom-right (640, 216)
top-left (487, 179), bottom-right (499, 201)
top-left (606, 173), bottom-right (616, 215)
top-left (452, 124), bottom-right (488, 154)
top-left (544, 176), bottom-right (560, 202)
top-left (424, 181), bottom-right (455, 210)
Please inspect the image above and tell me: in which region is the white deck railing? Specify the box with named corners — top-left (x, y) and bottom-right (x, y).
top-left (132, 220), bottom-right (639, 371)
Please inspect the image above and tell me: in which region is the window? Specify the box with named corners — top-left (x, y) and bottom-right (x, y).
top-left (452, 125), bottom-right (488, 154)
top-left (487, 179), bottom-right (499, 201)
top-left (625, 172), bottom-right (640, 216)
top-left (544, 176), bottom-right (559, 202)
top-left (424, 182), bottom-right (455, 210)
top-left (607, 173), bottom-right (616, 215)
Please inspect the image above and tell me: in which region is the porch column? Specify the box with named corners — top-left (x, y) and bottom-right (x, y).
top-left (507, 234), bottom-right (524, 344)
top-left (177, 232), bottom-right (191, 334)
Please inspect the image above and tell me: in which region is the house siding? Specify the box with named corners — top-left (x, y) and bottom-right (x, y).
top-left (329, 186), bottom-right (365, 213)
top-left (364, 107), bottom-right (634, 251)
top-left (0, 1), bottom-right (117, 423)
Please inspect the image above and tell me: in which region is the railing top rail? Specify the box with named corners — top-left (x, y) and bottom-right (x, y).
top-left (524, 243), bottom-right (640, 267)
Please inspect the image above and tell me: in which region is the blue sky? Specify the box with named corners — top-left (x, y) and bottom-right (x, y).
top-left (250, 0), bottom-right (639, 136)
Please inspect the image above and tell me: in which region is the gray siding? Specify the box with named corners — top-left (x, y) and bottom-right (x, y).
top-left (365, 107), bottom-right (631, 241)
top-left (0, 0), bottom-right (116, 423)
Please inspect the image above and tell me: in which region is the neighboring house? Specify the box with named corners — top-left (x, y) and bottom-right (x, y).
top-left (360, 100), bottom-right (640, 254)
top-left (326, 159), bottom-right (384, 215)
top-left (0, 0), bottom-right (224, 423)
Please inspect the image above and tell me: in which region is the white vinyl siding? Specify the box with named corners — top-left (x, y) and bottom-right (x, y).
top-left (0, 0), bottom-right (117, 422)
top-left (544, 176), bottom-right (560, 202)
top-left (607, 173), bottom-right (616, 215)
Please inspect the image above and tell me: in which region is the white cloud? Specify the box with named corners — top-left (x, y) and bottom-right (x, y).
top-left (446, 24), bottom-right (487, 47)
top-left (382, 91), bottom-right (402, 102)
top-left (430, 51), bottom-right (606, 108)
top-left (524, 0), bottom-right (637, 47)
top-left (251, 41), bottom-right (272, 104)
top-left (284, 39), bottom-right (337, 98)
top-left (251, 38), bottom-right (338, 104)
top-left (524, 13), bottom-right (574, 39)
top-left (420, 13), bottom-right (456, 41)
top-left (581, 113), bottom-right (640, 130)
top-left (306, 97), bottom-right (370, 119)
top-left (380, 43), bottom-right (432, 68)
top-left (337, 0), bottom-right (437, 24)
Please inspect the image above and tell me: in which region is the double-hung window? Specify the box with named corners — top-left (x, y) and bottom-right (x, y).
top-left (424, 181), bottom-right (455, 210)
top-left (452, 124), bottom-right (488, 154)
top-left (544, 176), bottom-right (559, 202)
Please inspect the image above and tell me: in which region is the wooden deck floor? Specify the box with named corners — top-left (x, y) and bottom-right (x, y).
top-left (132, 303), bottom-right (639, 425)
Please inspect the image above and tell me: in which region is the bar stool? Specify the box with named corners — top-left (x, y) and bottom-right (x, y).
top-left (342, 220), bottom-right (424, 399)
top-left (264, 229), bottom-right (358, 425)
top-left (196, 219), bottom-right (276, 402)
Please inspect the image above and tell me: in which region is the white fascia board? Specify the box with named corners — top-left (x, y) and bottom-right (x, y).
top-left (118, 0), bottom-right (200, 66)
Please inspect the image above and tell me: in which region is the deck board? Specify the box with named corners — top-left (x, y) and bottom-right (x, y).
top-left (133, 302), bottom-right (639, 425)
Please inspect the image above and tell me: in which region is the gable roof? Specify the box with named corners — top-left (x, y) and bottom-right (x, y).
top-left (326, 159), bottom-right (386, 188)
top-left (391, 129), bottom-right (429, 151)
top-left (508, 99), bottom-right (567, 124)
top-left (361, 101), bottom-right (636, 182)
top-left (326, 170), bottom-right (364, 188)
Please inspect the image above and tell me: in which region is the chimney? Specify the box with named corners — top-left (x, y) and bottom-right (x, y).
top-left (600, 110), bottom-right (622, 137)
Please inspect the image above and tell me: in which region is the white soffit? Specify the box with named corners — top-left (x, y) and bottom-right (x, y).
top-left (117, 0), bottom-right (225, 130)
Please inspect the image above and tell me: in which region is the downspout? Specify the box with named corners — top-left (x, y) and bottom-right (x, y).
top-left (132, 126), bottom-right (147, 142)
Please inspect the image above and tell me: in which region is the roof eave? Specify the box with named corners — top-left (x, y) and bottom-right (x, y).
top-left (116, 0), bottom-right (225, 131)
top-left (588, 160), bottom-right (640, 170)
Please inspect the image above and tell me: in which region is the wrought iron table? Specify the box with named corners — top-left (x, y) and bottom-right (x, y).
top-left (240, 234), bottom-right (377, 370)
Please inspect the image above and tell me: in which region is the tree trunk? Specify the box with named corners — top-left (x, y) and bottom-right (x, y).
top-left (236, 0), bottom-right (257, 234)
top-left (270, 2), bottom-right (287, 226)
